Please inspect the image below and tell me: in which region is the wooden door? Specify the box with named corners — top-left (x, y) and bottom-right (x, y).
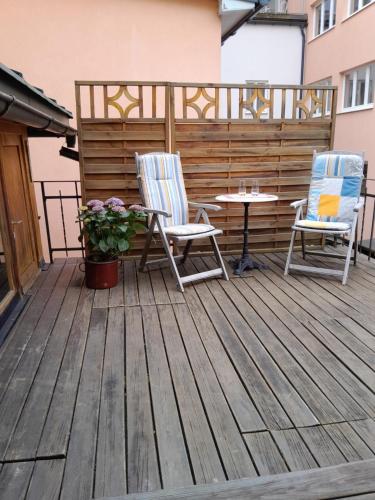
top-left (0, 131), bottom-right (39, 291)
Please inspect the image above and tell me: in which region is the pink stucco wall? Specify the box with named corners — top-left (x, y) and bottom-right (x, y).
top-left (0, 0), bottom-right (221, 182)
top-left (0, 0), bottom-right (220, 259)
top-left (304, 1), bottom-right (375, 178)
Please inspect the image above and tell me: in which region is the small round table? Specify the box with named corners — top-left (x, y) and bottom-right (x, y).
top-left (216, 193), bottom-right (279, 276)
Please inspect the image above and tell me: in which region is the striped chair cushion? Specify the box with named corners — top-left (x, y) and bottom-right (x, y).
top-left (136, 153), bottom-right (188, 228)
top-left (306, 152), bottom-right (363, 224)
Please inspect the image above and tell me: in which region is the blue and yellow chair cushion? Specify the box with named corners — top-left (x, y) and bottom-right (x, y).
top-left (306, 152), bottom-right (363, 224)
top-left (136, 153), bottom-right (189, 228)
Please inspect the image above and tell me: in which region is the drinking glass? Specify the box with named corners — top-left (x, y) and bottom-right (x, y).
top-left (238, 179), bottom-right (246, 196)
top-left (251, 179), bottom-right (259, 196)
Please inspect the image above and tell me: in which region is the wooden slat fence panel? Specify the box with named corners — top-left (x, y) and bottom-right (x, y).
top-left (75, 81), bottom-right (337, 255)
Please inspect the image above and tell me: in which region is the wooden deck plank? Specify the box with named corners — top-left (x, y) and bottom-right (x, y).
top-left (0, 462), bottom-right (34, 500)
top-left (158, 304), bottom-right (226, 484)
top-left (186, 260), bottom-right (293, 431)
top-left (349, 419), bottom-right (375, 453)
top-left (37, 286), bottom-right (95, 457)
top-left (0, 262), bottom-right (64, 400)
top-left (237, 275), bottom-right (369, 421)
top-left (0, 263), bottom-right (76, 461)
top-left (173, 303), bottom-right (257, 480)
top-left (93, 288), bottom-right (110, 308)
top-left (298, 426), bottom-right (347, 467)
top-left (60, 307), bottom-right (107, 500)
top-left (124, 261), bottom-right (139, 306)
top-left (142, 305), bottom-right (193, 489)
top-left (257, 254), bottom-right (375, 416)
top-left (271, 428), bottom-right (318, 471)
top-left (101, 458), bottom-right (375, 500)
top-left (203, 276), bottom-right (319, 428)
top-left (224, 274), bottom-right (357, 423)
top-left (161, 268), bottom-right (185, 304)
top-left (183, 286), bottom-right (266, 433)
top-left (325, 423), bottom-right (375, 461)
top-left (95, 307), bottom-right (126, 498)
top-left (25, 459), bottom-right (65, 500)
top-left (136, 268), bottom-right (155, 306)
top-left (4, 267), bottom-right (83, 461)
top-left (109, 262), bottom-right (124, 307)
top-left (243, 432), bottom-right (289, 475)
top-left (125, 306), bottom-right (160, 494)
top-left (150, 270), bottom-right (170, 305)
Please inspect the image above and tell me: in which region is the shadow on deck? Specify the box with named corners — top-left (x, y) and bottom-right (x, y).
top-left (0, 251), bottom-right (375, 499)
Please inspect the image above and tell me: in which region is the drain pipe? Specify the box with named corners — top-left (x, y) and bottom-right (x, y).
top-left (299, 24), bottom-right (306, 85)
top-left (0, 90), bottom-right (76, 146)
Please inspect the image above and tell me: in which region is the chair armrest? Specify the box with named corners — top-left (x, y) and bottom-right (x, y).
top-left (290, 199), bottom-right (308, 209)
top-left (188, 201), bottom-right (222, 211)
top-left (143, 207), bottom-right (171, 217)
top-left (354, 197), bottom-right (365, 212)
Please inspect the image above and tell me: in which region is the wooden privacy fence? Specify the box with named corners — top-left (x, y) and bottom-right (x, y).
top-left (75, 81), bottom-right (337, 255)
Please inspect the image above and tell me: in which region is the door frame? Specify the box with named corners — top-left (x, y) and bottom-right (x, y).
top-left (0, 121), bottom-right (42, 301)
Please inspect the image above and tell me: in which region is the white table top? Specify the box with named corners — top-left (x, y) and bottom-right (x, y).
top-left (216, 193), bottom-right (279, 203)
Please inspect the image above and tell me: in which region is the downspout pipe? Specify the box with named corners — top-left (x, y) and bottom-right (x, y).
top-left (0, 90), bottom-right (76, 146)
top-left (299, 24), bottom-right (306, 85)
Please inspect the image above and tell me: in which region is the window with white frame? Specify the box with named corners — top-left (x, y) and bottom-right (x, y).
top-left (343, 63), bottom-right (375, 110)
top-left (313, 78), bottom-right (332, 116)
top-left (349, 0), bottom-right (373, 15)
top-left (314, 0), bottom-right (336, 37)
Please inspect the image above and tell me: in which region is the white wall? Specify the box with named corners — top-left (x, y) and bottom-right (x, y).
top-left (221, 23), bottom-right (303, 85)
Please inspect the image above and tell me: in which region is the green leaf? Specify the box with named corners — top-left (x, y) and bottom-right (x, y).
top-left (133, 222), bottom-right (146, 232)
top-left (118, 224), bottom-right (128, 233)
top-left (118, 239), bottom-right (129, 252)
top-left (107, 235), bottom-right (116, 247)
top-left (99, 239), bottom-right (109, 253)
top-left (90, 233), bottom-right (98, 245)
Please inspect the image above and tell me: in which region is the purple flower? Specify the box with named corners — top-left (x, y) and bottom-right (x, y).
top-left (129, 204), bottom-right (145, 212)
top-left (111, 205), bottom-right (125, 212)
top-left (91, 205), bottom-right (106, 213)
top-left (87, 199), bottom-right (104, 208)
top-left (105, 197), bottom-right (125, 207)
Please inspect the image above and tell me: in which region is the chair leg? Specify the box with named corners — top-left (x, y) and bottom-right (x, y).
top-left (210, 236), bottom-right (229, 281)
top-left (181, 240), bottom-right (193, 264)
top-left (139, 215), bottom-right (156, 271)
top-left (285, 230), bottom-right (296, 275)
top-left (159, 228), bottom-right (184, 292)
top-left (301, 231), bottom-right (306, 260)
top-left (343, 226), bottom-right (357, 285)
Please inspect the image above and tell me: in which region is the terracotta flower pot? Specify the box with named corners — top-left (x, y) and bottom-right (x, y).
top-left (83, 258), bottom-right (119, 289)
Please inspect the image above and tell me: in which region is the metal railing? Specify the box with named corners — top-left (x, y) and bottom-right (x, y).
top-left (34, 181), bottom-right (84, 263)
top-left (34, 176), bottom-right (375, 263)
top-left (260, 0), bottom-right (306, 14)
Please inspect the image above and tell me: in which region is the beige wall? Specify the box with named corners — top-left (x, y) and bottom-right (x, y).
top-left (0, 0), bottom-right (221, 182)
top-left (0, 0), bottom-right (220, 259)
top-left (304, 1), bottom-right (375, 177)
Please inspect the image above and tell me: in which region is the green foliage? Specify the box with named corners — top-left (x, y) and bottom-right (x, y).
top-left (77, 201), bottom-right (146, 262)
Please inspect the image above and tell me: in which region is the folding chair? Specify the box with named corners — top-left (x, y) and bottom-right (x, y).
top-left (135, 152), bottom-right (229, 292)
top-left (285, 150), bottom-right (364, 285)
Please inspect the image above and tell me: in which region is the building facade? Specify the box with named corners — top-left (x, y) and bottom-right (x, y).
top-left (304, 0), bottom-right (375, 178)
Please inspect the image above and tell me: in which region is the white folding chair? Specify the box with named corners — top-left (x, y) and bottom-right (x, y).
top-left (135, 152), bottom-right (229, 291)
top-left (285, 150), bottom-right (364, 285)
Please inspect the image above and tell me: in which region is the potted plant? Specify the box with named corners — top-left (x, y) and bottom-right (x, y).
top-left (78, 197), bottom-right (146, 289)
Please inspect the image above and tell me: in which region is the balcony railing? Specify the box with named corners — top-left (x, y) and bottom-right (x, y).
top-left (34, 173), bottom-right (375, 263)
top-left (260, 0), bottom-right (306, 14)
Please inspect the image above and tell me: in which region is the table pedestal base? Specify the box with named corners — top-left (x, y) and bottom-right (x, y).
top-left (231, 255), bottom-right (266, 276)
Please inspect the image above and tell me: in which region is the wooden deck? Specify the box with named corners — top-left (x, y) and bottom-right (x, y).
top-left (1, 251), bottom-right (375, 499)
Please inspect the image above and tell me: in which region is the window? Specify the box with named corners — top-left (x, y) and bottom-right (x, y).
top-left (349, 0), bottom-right (373, 15)
top-left (314, 0), bottom-right (336, 37)
top-left (245, 81), bottom-right (269, 117)
top-left (313, 78), bottom-right (332, 116)
top-left (343, 63), bottom-right (375, 110)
